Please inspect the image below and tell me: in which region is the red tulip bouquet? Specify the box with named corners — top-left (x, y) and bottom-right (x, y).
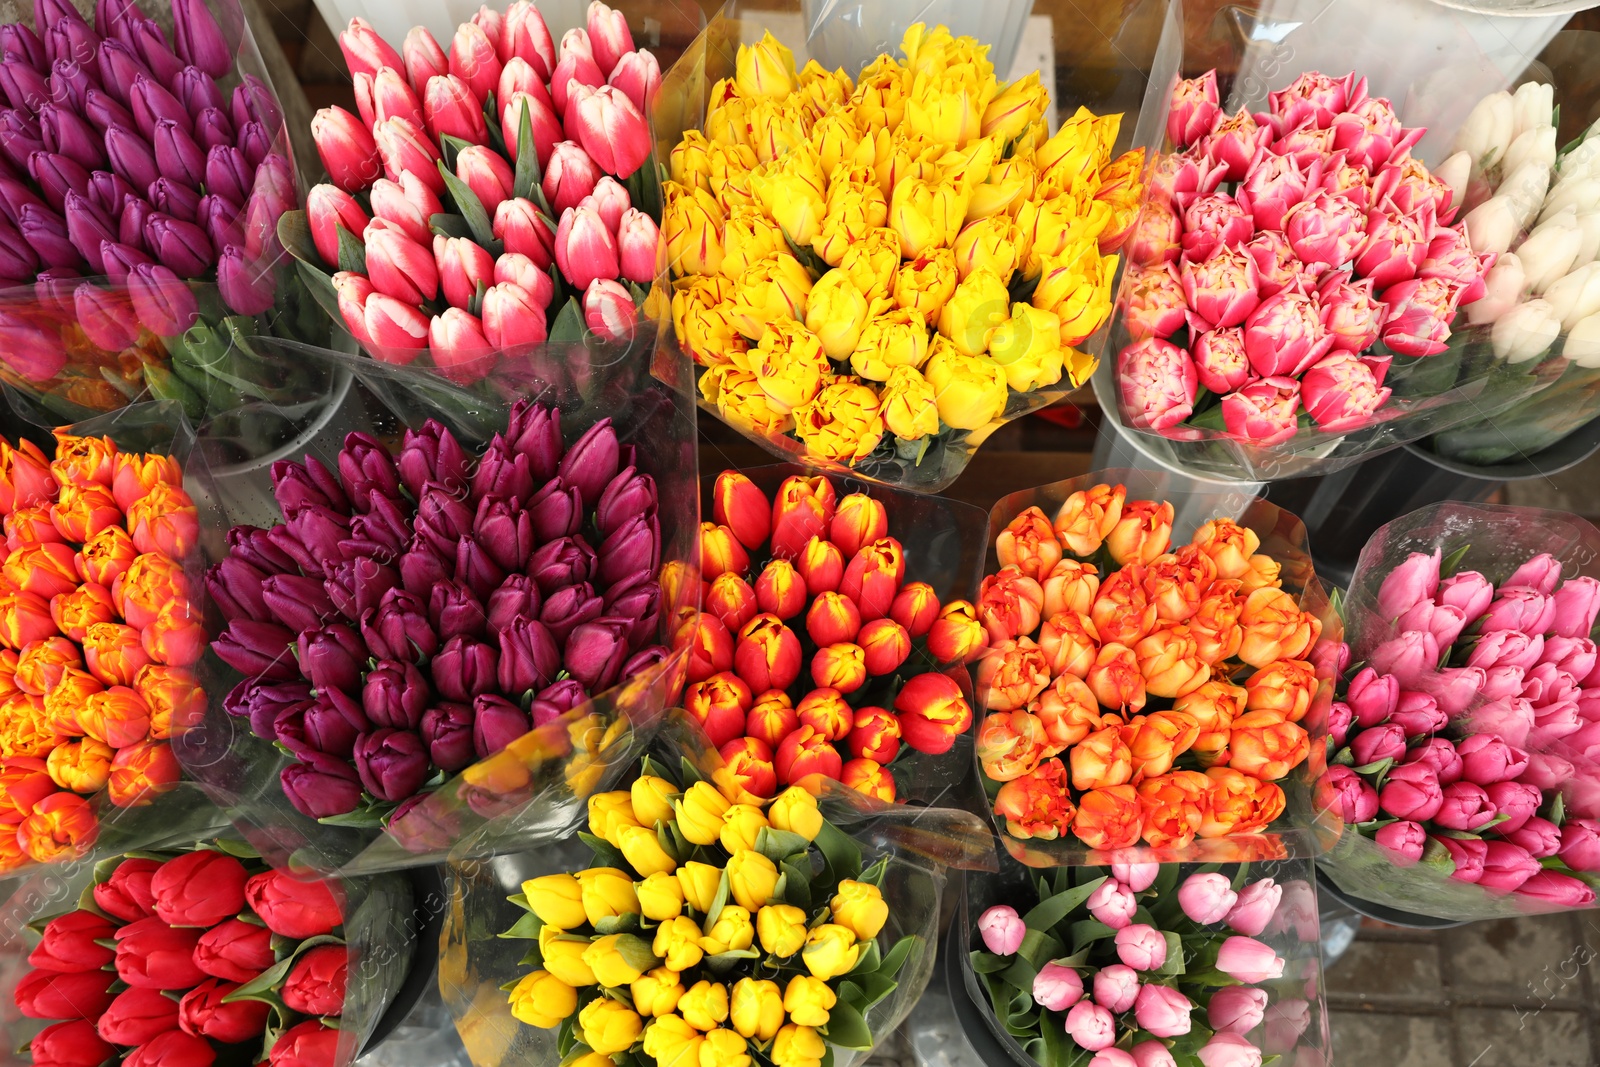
top-left (1317, 501), bottom-right (1600, 919)
top-left (681, 466), bottom-right (991, 811)
top-left (0, 0), bottom-right (335, 462)
top-left (972, 470), bottom-right (1341, 868)
top-left (1106, 63), bottom-right (1550, 481)
top-left (278, 0), bottom-right (664, 391)
top-left (178, 373), bottom-right (697, 875)
top-left (0, 405), bottom-right (233, 880)
top-left (0, 840), bottom-right (417, 1067)
top-left (965, 861), bottom-right (1329, 1067)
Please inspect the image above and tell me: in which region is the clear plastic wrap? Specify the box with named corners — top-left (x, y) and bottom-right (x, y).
top-left (0, 841), bottom-right (417, 1066)
top-left (0, 401), bottom-right (236, 881)
top-left (0, 0), bottom-right (334, 466)
top-left (961, 858), bottom-right (1332, 1067)
top-left (651, 2), bottom-right (1149, 494)
top-left (1317, 500), bottom-right (1600, 919)
top-left (172, 344), bottom-right (698, 876)
top-left (438, 729), bottom-right (949, 1067)
top-left (1103, 0), bottom-right (1598, 482)
top-left (978, 468), bottom-right (1343, 868)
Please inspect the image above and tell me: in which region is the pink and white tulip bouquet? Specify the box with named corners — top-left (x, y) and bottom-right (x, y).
top-left (281, 1), bottom-right (664, 383)
top-left (969, 862), bottom-right (1326, 1067)
top-left (1115, 69), bottom-right (1496, 452)
top-left (1318, 502), bottom-right (1600, 918)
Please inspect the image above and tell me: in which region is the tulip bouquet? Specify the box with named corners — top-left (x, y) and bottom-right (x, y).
top-left (967, 862), bottom-right (1327, 1067)
top-left (485, 755), bottom-right (930, 1067)
top-left (1111, 68), bottom-right (1513, 478)
top-left (974, 476), bottom-right (1336, 864)
top-left (658, 23), bottom-right (1143, 490)
top-left (684, 467), bottom-right (987, 807)
top-left (1420, 86), bottom-right (1600, 465)
top-left (2, 840), bottom-right (417, 1067)
top-left (202, 400), bottom-right (676, 828)
top-left (1317, 502), bottom-right (1600, 918)
top-left (0, 416), bottom-right (223, 876)
top-left (0, 0), bottom-right (333, 454)
top-left (280, 1), bottom-right (664, 384)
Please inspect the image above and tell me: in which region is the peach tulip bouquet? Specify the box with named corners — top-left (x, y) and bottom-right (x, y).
top-left (971, 472), bottom-right (1342, 866)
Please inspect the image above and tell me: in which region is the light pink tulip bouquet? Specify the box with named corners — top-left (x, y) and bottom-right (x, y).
top-left (1113, 69), bottom-right (1505, 469)
top-left (280, 1), bottom-right (664, 382)
top-left (969, 862), bottom-right (1327, 1067)
top-left (1318, 500), bottom-right (1600, 919)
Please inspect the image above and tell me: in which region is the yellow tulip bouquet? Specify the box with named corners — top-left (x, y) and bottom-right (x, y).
top-left (661, 24), bottom-right (1143, 490)
top-left (499, 756), bottom-right (919, 1067)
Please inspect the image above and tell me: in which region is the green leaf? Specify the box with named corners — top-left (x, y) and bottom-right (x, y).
top-left (1230, 862), bottom-right (1251, 892)
top-left (757, 827), bottom-right (815, 864)
top-left (877, 934), bottom-right (916, 979)
top-left (430, 212), bottom-right (475, 240)
top-left (822, 997), bottom-right (874, 1050)
top-left (813, 820), bottom-right (863, 884)
top-left (849, 969), bottom-right (898, 1009)
top-left (858, 856), bottom-right (889, 888)
top-left (579, 831), bottom-right (628, 869)
top-left (998, 953), bottom-right (1038, 992)
top-left (594, 912), bottom-right (642, 935)
top-left (1017, 928), bottom-right (1064, 969)
top-left (507, 893), bottom-right (531, 910)
top-left (318, 805), bottom-right (389, 828)
top-left (1441, 543), bottom-right (1472, 578)
top-left (513, 101), bottom-right (541, 202)
top-left (1156, 931), bottom-right (1186, 976)
top-left (548, 296), bottom-right (586, 343)
top-left (781, 858), bottom-right (813, 911)
top-left (703, 948), bottom-right (762, 974)
top-left (436, 160), bottom-right (503, 255)
top-left (970, 950), bottom-right (1010, 974)
top-left (703, 869), bottom-right (731, 928)
top-left (438, 133), bottom-right (472, 171)
top-left (498, 911), bottom-right (544, 939)
top-left (336, 223), bottom-right (367, 274)
top-left (1069, 919), bottom-right (1115, 954)
top-left (1022, 876), bottom-right (1106, 934)
top-left (849, 937), bottom-right (882, 974)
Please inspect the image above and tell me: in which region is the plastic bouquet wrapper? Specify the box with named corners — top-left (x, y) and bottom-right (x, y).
top-left (1316, 501), bottom-right (1600, 920)
top-left (0, 0), bottom-right (341, 465)
top-left (0, 401), bottom-right (238, 880)
top-left (0, 837), bottom-right (418, 1067)
top-left (1423, 60), bottom-right (1600, 467)
top-left (964, 859), bottom-right (1329, 1067)
top-left (276, 0), bottom-right (670, 405)
top-left (652, 13), bottom-right (1144, 493)
top-left (1102, 0), bottom-right (1583, 482)
top-left (681, 464), bottom-right (993, 819)
top-left (972, 469), bottom-right (1343, 869)
top-left (439, 736), bottom-right (948, 1067)
top-left (174, 345), bottom-right (698, 877)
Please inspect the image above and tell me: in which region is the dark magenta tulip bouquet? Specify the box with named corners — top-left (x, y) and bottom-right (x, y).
top-left (205, 399), bottom-right (671, 828)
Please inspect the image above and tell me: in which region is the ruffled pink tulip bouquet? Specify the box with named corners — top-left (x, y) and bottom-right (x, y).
top-left (279, 0), bottom-right (663, 385)
top-left (0, 0), bottom-right (333, 461)
top-left (1316, 500), bottom-right (1600, 919)
top-left (1110, 68), bottom-right (1517, 478)
top-left (967, 862), bottom-right (1327, 1067)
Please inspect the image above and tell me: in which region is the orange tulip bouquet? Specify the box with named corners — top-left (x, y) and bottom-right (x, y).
top-left (0, 411), bottom-right (224, 876)
top-left (972, 473), bottom-right (1341, 866)
top-left (681, 466), bottom-right (991, 812)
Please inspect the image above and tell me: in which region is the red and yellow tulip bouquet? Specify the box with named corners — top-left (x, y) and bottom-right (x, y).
top-left (660, 23), bottom-right (1143, 489)
top-left (0, 426), bottom-right (204, 874)
top-left (974, 479), bottom-right (1336, 862)
top-left (680, 468), bottom-right (987, 806)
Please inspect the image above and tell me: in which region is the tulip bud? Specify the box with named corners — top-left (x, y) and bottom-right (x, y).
top-left (608, 49), bottom-right (660, 115)
top-left (374, 116), bottom-right (445, 194)
top-left (544, 139), bottom-right (600, 216)
top-left (449, 21), bottom-right (503, 104)
top-left (311, 106), bottom-right (379, 193)
top-left (585, 277), bottom-right (637, 341)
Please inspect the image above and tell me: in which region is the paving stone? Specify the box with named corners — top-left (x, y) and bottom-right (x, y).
top-left (1440, 913), bottom-right (1588, 1006)
top-left (1330, 1011), bottom-right (1455, 1067)
top-left (1453, 1008), bottom-right (1593, 1067)
top-left (1326, 939), bottom-right (1444, 1004)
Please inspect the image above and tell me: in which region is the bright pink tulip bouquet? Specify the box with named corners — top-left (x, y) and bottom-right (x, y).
top-left (967, 861), bottom-right (1329, 1067)
top-left (279, 1), bottom-right (663, 384)
top-left (1317, 501), bottom-right (1600, 919)
top-left (1107, 67), bottom-right (1542, 480)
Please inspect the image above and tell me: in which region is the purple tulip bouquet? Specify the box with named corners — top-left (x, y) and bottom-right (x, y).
top-left (967, 861), bottom-right (1328, 1067)
top-left (175, 354), bottom-right (699, 873)
top-left (0, 0), bottom-right (335, 461)
top-left (275, 0), bottom-right (664, 393)
top-left (1317, 500), bottom-right (1600, 919)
